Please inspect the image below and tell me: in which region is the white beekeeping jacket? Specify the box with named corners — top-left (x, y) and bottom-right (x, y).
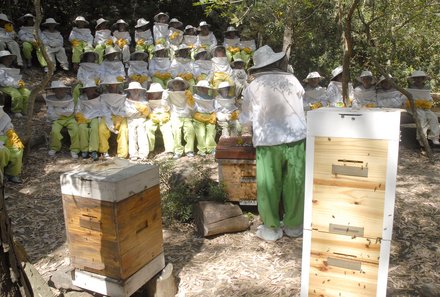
top-left (77, 95), bottom-right (104, 120)
top-left (69, 27), bottom-right (93, 47)
top-left (18, 26), bottom-right (35, 42)
top-left (94, 29), bottom-right (112, 46)
top-left (42, 30), bottom-right (64, 48)
top-left (77, 62), bottom-right (101, 84)
top-left (194, 94), bottom-right (215, 113)
top-left (135, 30), bottom-right (153, 45)
top-left (45, 95), bottom-right (75, 121)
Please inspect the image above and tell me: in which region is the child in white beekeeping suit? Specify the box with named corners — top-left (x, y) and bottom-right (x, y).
top-left (209, 45), bottom-right (234, 89)
top-left (127, 51), bottom-right (151, 89)
top-left (0, 50), bottom-right (30, 117)
top-left (166, 77), bottom-right (195, 159)
top-left (327, 65), bottom-right (353, 107)
top-left (153, 12), bottom-right (169, 47)
top-left (40, 18), bottom-right (70, 72)
top-left (149, 44), bottom-right (172, 89)
top-left (196, 21), bottom-right (217, 53)
top-left (170, 44), bottom-right (195, 87)
top-left (192, 80), bottom-right (217, 156)
top-left (0, 104), bottom-right (24, 183)
top-left (403, 70), bottom-right (440, 146)
top-left (215, 81), bottom-right (240, 137)
top-left (93, 18), bottom-right (113, 64)
top-left (168, 18), bottom-right (184, 55)
top-left (182, 25), bottom-right (197, 53)
top-left (112, 19), bottom-right (131, 64)
top-left (352, 70), bottom-right (377, 108)
top-left (73, 50), bottom-right (100, 101)
top-left (193, 48), bottom-right (212, 84)
top-left (69, 16), bottom-right (93, 72)
top-left (45, 81), bottom-right (80, 159)
top-left (0, 13), bottom-right (24, 67)
top-left (303, 71), bottom-right (327, 112)
top-left (223, 26), bottom-right (240, 63)
top-left (134, 18), bottom-right (154, 56)
top-left (124, 82), bottom-right (151, 161)
top-left (98, 76), bottom-right (128, 159)
top-left (99, 46), bottom-right (126, 84)
top-left (18, 13), bottom-right (38, 68)
top-left (145, 83), bottom-right (174, 156)
top-left (376, 74), bottom-right (404, 108)
top-left (231, 58), bottom-right (248, 98)
top-left (75, 80), bottom-right (103, 161)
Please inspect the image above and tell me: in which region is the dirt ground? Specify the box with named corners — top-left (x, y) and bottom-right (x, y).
top-left (3, 69), bottom-right (440, 296)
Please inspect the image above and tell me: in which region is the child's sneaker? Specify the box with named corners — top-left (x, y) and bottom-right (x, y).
top-left (186, 151), bottom-right (195, 158)
top-left (71, 151), bottom-right (79, 159)
top-left (130, 156), bottom-right (138, 161)
top-left (283, 225), bottom-right (303, 238)
top-left (81, 152), bottom-right (89, 158)
top-left (255, 225), bottom-right (283, 241)
top-left (172, 153), bottom-right (182, 160)
top-left (90, 151), bottom-right (99, 161)
top-left (6, 175), bottom-right (21, 184)
top-left (14, 112), bottom-right (23, 118)
top-left (48, 149), bottom-right (56, 156)
top-left (102, 152), bottom-right (111, 160)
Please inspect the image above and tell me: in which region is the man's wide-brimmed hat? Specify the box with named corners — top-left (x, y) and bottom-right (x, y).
top-left (74, 16), bottom-right (89, 25)
top-left (135, 18), bottom-right (149, 28)
top-left (408, 70), bottom-right (431, 80)
top-left (330, 66), bottom-right (343, 81)
top-left (48, 81), bottom-right (70, 89)
top-left (95, 18), bottom-right (109, 29)
top-left (0, 50), bottom-right (16, 60)
top-left (224, 26), bottom-right (238, 34)
top-left (377, 74), bottom-right (394, 85)
top-left (167, 77), bottom-right (189, 90)
top-left (154, 12), bottom-right (169, 22)
top-left (169, 18), bottom-right (183, 27)
top-left (125, 81), bottom-right (146, 91)
top-left (248, 45), bottom-right (285, 70)
top-left (42, 18), bottom-right (59, 26)
top-left (356, 70), bottom-right (376, 83)
top-left (147, 83), bottom-right (165, 93)
top-left (0, 14), bottom-right (13, 24)
top-left (304, 71), bottom-right (324, 82)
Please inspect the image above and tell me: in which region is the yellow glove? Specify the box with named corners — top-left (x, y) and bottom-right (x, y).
top-left (136, 39), bottom-right (145, 46)
top-left (185, 90), bottom-right (194, 107)
top-left (116, 39), bottom-right (128, 48)
top-left (75, 113), bottom-right (87, 124)
top-left (4, 23), bottom-right (13, 33)
top-left (230, 110), bottom-right (239, 121)
top-left (209, 112), bottom-right (217, 124)
top-left (105, 39), bottom-right (113, 46)
top-left (178, 73), bottom-right (193, 81)
top-left (227, 46), bottom-right (240, 54)
top-left (413, 99), bottom-right (433, 109)
top-left (169, 31), bottom-right (180, 40)
top-left (135, 102), bottom-right (150, 116)
top-left (310, 102), bottom-right (323, 110)
top-left (117, 76), bottom-right (125, 82)
top-left (242, 47), bottom-right (253, 54)
top-left (18, 80), bottom-right (26, 88)
top-left (113, 115), bottom-right (123, 130)
top-left (196, 74), bottom-right (207, 82)
top-left (95, 78), bottom-right (101, 85)
top-left (6, 129), bottom-right (24, 150)
top-left (150, 112), bottom-right (170, 124)
top-left (71, 39), bottom-right (81, 47)
top-left (154, 72), bottom-right (171, 80)
top-left (155, 38), bottom-right (166, 46)
top-left (159, 112), bottom-right (170, 123)
top-left (365, 103), bottom-right (376, 108)
top-left (193, 112), bottom-right (211, 123)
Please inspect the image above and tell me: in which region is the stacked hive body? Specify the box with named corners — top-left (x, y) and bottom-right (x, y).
top-left (215, 136), bottom-right (257, 205)
top-left (60, 159), bottom-right (165, 297)
top-left (301, 108), bottom-right (401, 297)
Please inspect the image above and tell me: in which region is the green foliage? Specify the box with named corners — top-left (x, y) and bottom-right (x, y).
top-left (158, 159), bottom-right (228, 225)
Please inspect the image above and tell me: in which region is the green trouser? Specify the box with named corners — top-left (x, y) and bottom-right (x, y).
top-left (22, 41), bottom-right (36, 60)
top-left (0, 136), bottom-right (23, 177)
top-left (256, 140), bottom-right (306, 229)
top-left (0, 86), bottom-right (30, 114)
top-left (193, 119), bottom-right (216, 154)
top-left (171, 117), bottom-right (195, 155)
top-left (50, 116), bottom-right (80, 153)
top-left (72, 43), bottom-right (93, 64)
top-left (152, 76), bottom-right (171, 90)
top-left (78, 118), bottom-right (99, 152)
top-left (72, 83), bottom-right (82, 102)
top-left (94, 44), bottom-right (108, 64)
top-left (145, 119), bottom-right (174, 153)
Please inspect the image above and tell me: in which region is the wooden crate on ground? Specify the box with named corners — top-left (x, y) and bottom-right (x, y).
top-left (60, 159), bottom-right (165, 296)
top-left (301, 108), bottom-right (400, 297)
top-left (215, 136), bottom-right (257, 205)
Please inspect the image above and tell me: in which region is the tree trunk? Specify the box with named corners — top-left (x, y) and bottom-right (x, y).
top-left (23, 0), bottom-right (55, 160)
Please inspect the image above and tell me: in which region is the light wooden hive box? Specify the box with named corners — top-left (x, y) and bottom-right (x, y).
top-left (301, 108), bottom-right (401, 297)
top-left (215, 136), bottom-right (257, 205)
top-left (60, 159), bottom-right (164, 296)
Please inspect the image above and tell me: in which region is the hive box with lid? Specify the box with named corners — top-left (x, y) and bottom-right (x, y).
top-left (60, 159), bottom-right (165, 296)
top-left (300, 108), bottom-right (400, 297)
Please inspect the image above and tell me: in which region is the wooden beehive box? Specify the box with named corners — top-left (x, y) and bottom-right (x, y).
top-left (301, 108), bottom-right (401, 297)
top-left (60, 159), bottom-right (165, 296)
top-left (215, 136), bottom-right (257, 205)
